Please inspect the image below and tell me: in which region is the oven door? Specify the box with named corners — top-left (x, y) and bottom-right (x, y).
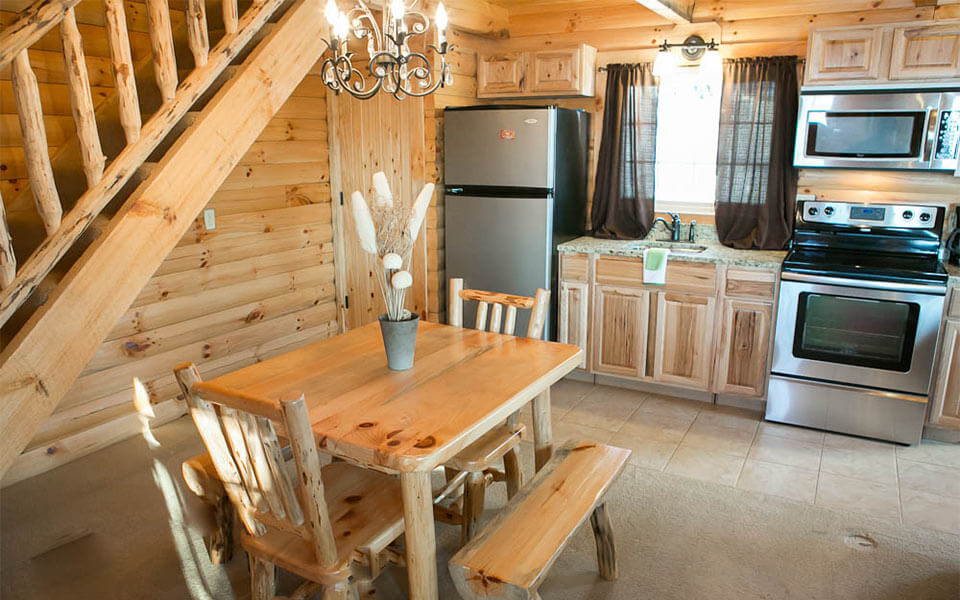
top-left (794, 91), bottom-right (943, 170)
top-left (772, 274), bottom-right (945, 395)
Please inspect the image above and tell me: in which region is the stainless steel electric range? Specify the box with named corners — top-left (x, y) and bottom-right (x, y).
top-left (767, 200), bottom-right (948, 445)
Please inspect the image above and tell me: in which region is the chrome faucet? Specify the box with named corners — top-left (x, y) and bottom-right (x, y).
top-left (652, 213), bottom-right (683, 241)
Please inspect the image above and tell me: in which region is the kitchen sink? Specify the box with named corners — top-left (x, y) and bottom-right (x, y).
top-left (630, 241), bottom-right (708, 253)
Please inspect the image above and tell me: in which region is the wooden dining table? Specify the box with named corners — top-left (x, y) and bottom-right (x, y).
top-left (195, 320), bottom-right (582, 600)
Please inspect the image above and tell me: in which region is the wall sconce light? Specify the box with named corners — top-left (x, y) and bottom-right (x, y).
top-left (653, 35), bottom-right (721, 77)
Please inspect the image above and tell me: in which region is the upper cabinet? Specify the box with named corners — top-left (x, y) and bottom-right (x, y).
top-left (806, 27), bottom-right (887, 84)
top-left (477, 45), bottom-right (597, 99)
top-left (889, 23), bottom-right (960, 81)
top-left (476, 52), bottom-right (526, 96)
top-left (804, 20), bottom-right (960, 86)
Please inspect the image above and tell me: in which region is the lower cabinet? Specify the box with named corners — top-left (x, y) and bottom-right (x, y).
top-left (558, 281), bottom-right (590, 370)
top-left (591, 284), bottom-right (649, 378)
top-left (652, 292), bottom-right (716, 389)
top-left (929, 319), bottom-right (960, 429)
top-left (713, 299), bottom-right (774, 396)
top-left (558, 255), bottom-right (777, 398)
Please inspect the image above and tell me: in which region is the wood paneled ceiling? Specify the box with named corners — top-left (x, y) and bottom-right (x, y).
top-left (487, 0), bottom-right (959, 23)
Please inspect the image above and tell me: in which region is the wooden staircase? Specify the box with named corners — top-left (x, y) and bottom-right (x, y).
top-left (0, 0), bottom-right (327, 477)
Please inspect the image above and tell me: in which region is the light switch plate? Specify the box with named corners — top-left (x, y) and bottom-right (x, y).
top-left (203, 208), bottom-right (216, 230)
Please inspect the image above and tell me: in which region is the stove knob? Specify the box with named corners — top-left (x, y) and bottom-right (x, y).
top-left (902, 210), bottom-right (914, 220)
top-left (823, 206), bottom-right (835, 216)
top-left (807, 206), bottom-right (819, 217)
top-left (919, 212), bottom-right (932, 223)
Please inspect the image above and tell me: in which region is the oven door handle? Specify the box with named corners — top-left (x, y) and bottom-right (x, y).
top-left (780, 271), bottom-right (947, 295)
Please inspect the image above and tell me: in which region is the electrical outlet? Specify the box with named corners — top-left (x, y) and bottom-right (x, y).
top-left (203, 208), bottom-right (216, 230)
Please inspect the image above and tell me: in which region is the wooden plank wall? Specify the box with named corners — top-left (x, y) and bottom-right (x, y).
top-left (0, 0), bottom-right (186, 200)
top-left (3, 71), bottom-right (337, 485)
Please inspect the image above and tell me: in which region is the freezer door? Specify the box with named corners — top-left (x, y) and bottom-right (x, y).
top-left (445, 193), bottom-right (553, 338)
top-left (444, 108), bottom-right (556, 188)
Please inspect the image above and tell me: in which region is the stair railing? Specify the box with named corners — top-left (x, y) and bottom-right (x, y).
top-left (0, 0), bottom-right (286, 328)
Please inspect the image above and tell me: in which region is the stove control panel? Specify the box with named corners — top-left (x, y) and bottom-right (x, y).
top-left (800, 201), bottom-right (940, 229)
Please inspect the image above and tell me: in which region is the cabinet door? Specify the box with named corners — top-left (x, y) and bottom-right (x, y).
top-left (929, 319), bottom-right (960, 430)
top-left (806, 27), bottom-right (887, 84)
top-left (713, 299), bottom-right (773, 397)
top-left (890, 23), bottom-right (960, 80)
top-left (592, 285), bottom-right (648, 378)
top-left (652, 292), bottom-right (716, 390)
top-left (528, 48), bottom-right (582, 94)
top-left (477, 52), bottom-right (526, 97)
top-left (559, 281), bottom-right (590, 370)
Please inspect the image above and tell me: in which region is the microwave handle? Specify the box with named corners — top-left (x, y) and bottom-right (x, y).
top-left (923, 109), bottom-right (938, 163)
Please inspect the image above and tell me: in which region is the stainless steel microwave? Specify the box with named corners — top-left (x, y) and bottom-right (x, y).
top-left (794, 89), bottom-right (960, 174)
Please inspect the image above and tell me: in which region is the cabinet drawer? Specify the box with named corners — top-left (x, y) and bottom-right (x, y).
top-left (949, 287), bottom-right (960, 318)
top-left (665, 262), bottom-right (718, 295)
top-left (725, 268), bottom-right (777, 300)
top-left (560, 253), bottom-right (590, 281)
top-left (595, 256), bottom-right (643, 286)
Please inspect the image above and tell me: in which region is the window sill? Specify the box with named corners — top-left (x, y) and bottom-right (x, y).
top-left (654, 201), bottom-right (715, 215)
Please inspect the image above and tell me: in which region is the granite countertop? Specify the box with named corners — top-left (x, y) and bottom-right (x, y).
top-left (558, 230), bottom-right (787, 270)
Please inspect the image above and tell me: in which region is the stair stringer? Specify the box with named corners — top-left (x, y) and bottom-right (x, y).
top-left (0, 0), bottom-right (326, 478)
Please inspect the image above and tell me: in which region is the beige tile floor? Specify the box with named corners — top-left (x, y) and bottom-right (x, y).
top-left (521, 378), bottom-right (960, 536)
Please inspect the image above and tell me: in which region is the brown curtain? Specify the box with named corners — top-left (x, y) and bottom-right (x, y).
top-left (590, 63), bottom-right (658, 239)
top-left (715, 56), bottom-right (799, 250)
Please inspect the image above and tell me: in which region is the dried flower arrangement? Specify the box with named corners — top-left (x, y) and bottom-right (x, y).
top-left (351, 172), bottom-right (435, 321)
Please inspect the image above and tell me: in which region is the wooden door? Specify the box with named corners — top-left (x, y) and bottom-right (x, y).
top-left (477, 52), bottom-right (526, 97)
top-left (713, 299), bottom-right (773, 397)
top-left (592, 285), bottom-right (647, 378)
top-left (805, 27), bottom-right (887, 84)
top-left (330, 92), bottom-right (428, 330)
top-left (528, 48), bottom-right (581, 95)
top-left (559, 280), bottom-right (590, 370)
top-left (652, 291), bottom-right (715, 390)
top-left (889, 23), bottom-right (960, 80)
top-left (929, 319), bottom-right (960, 430)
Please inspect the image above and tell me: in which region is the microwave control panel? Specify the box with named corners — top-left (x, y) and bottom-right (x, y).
top-left (935, 110), bottom-right (960, 160)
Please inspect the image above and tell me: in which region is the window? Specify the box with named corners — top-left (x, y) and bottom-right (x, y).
top-left (654, 67), bottom-right (722, 215)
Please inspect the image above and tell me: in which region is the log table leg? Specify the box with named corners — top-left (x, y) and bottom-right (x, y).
top-left (401, 470), bottom-right (439, 600)
top-left (532, 388), bottom-right (553, 472)
top-left (590, 502), bottom-right (618, 580)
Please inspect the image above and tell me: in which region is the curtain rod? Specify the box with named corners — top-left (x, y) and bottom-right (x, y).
top-left (599, 57), bottom-right (805, 71)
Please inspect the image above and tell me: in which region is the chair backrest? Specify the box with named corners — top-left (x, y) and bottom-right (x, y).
top-left (448, 278), bottom-right (550, 339)
top-left (173, 363), bottom-right (339, 569)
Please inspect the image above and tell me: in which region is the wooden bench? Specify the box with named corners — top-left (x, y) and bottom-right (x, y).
top-left (449, 441), bottom-right (631, 599)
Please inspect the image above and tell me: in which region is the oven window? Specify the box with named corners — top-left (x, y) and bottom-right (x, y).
top-left (805, 111), bottom-right (924, 158)
top-left (793, 293), bottom-right (919, 371)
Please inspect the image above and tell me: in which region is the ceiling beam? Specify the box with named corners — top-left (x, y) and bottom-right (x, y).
top-left (634, 0), bottom-right (693, 24)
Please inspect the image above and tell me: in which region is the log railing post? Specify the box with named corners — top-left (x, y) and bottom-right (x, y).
top-left (103, 0), bottom-right (142, 144)
top-left (60, 7), bottom-right (106, 187)
top-left (223, 0), bottom-right (239, 34)
top-left (146, 0), bottom-right (178, 102)
top-left (11, 49), bottom-right (62, 235)
top-left (186, 0), bottom-right (210, 67)
top-left (0, 190), bottom-right (15, 289)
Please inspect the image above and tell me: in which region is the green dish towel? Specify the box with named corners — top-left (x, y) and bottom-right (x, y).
top-left (642, 247), bottom-right (668, 285)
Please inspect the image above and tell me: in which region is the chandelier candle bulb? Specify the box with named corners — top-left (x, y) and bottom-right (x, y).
top-left (436, 2), bottom-right (447, 45)
top-left (324, 0), bottom-right (337, 27)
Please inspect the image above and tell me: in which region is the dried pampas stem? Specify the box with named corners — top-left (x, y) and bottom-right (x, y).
top-left (351, 174), bottom-right (436, 321)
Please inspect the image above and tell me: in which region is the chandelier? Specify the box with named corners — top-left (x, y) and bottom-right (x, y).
top-left (320, 0), bottom-right (452, 100)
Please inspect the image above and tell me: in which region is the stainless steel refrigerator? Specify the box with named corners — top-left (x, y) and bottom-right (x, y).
top-left (444, 106), bottom-right (590, 339)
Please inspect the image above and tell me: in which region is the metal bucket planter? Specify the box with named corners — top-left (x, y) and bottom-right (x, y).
top-left (378, 313), bottom-right (420, 370)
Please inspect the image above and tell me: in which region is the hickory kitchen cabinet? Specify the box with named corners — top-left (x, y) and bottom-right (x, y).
top-left (558, 253), bottom-right (778, 398)
top-left (804, 20), bottom-right (960, 85)
top-left (477, 44), bottom-right (597, 98)
top-left (929, 287), bottom-right (960, 430)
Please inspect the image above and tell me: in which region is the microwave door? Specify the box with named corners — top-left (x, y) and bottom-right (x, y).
top-left (793, 91), bottom-right (946, 170)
